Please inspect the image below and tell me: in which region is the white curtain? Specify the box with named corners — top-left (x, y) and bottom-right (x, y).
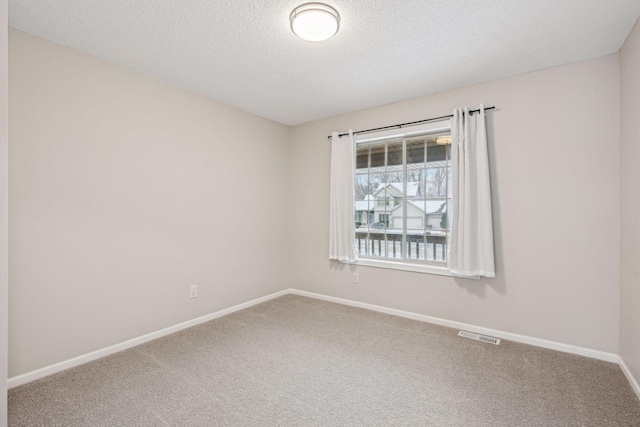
top-left (449, 105), bottom-right (495, 277)
top-left (329, 130), bottom-right (358, 263)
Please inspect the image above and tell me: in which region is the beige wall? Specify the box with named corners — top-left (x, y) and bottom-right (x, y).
top-left (1, 0), bottom-right (7, 424)
top-left (289, 55), bottom-right (620, 353)
top-left (8, 29), bottom-right (290, 377)
top-left (620, 17), bottom-right (640, 381)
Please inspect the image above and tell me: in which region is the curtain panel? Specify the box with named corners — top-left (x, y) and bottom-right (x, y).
top-left (329, 130), bottom-right (358, 263)
top-left (449, 104), bottom-right (496, 277)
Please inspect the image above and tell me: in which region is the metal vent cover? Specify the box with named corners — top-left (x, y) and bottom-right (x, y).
top-left (458, 330), bottom-right (501, 345)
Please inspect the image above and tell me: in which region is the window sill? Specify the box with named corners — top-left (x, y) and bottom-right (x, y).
top-left (350, 258), bottom-right (480, 279)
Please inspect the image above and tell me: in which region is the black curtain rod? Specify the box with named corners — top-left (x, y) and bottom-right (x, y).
top-left (326, 106), bottom-right (496, 139)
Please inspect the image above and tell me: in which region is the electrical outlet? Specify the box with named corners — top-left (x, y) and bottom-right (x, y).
top-left (189, 285), bottom-right (198, 299)
top-left (352, 273), bottom-right (359, 284)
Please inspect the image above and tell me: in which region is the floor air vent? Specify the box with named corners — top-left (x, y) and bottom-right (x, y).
top-left (458, 331), bottom-right (501, 345)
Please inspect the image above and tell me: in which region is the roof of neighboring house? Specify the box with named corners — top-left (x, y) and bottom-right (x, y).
top-left (389, 200), bottom-right (447, 214)
top-left (424, 200), bottom-right (447, 214)
top-left (355, 201), bottom-right (372, 211)
top-left (374, 182), bottom-right (419, 198)
top-left (355, 195), bottom-right (374, 211)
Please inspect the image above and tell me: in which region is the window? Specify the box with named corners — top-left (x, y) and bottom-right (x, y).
top-left (354, 125), bottom-right (452, 268)
top-left (377, 196), bottom-right (390, 206)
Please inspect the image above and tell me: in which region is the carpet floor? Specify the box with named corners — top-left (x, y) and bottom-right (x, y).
top-left (8, 294), bottom-right (640, 426)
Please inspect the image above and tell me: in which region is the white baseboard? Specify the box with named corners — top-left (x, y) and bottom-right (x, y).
top-left (619, 356), bottom-right (640, 401)
top-left (7, 287), bottom-right (628, 390)
top-left (288, 289), bottom-right (619, 363)
top-left (7, 289), bottom-right (290, 389)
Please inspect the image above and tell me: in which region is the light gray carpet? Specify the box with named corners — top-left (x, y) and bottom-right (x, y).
top-left (9, 294), bottom-right (640, 426)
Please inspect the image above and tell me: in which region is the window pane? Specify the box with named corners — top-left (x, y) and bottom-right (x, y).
top-left (404, 168), bottom-right (423, 198)
top-left (405, 199), bottom-right (425, 260)
top-left (407, 183), bottom-right (420, 201)
top-left (427, 143), bottom-right (447, 163)
top-left (369, 143), bottom-right (386, 169)
top-left (354, 230), bottom-right (369, 256)
top-left (387, 140), bottom-right (403, 167)
top-left (426, 200), bottom-right (447, 230)
top-left (381, 173), bottom-right (403, 219)
top-left (355, 201), bottom-right (373, 230)
top-left (426, 236), bottom-right (447, 262)
top-left (425, 199), bottom-right (447, 261)
top-left (355, 173), bottom-right (372, 202)
top-left (356, 144), bottom-right (369, 170)
top-left (378, 171), bottom-right (403, 185)
top-left (386, 232), bottom-right (403, 259)
top-left (444, 199), bottom-right (452, 261)
top-left (407, 138), bottom-right (426, 165)
top-left (389, 171), bottom-right (404, 185)
top-left (368, 229), bottom-right (386, 257)
top-left (426, 168), bottom-right (447, 198)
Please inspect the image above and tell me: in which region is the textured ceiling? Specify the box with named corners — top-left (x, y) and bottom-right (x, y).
top-left (8, 1), bottom-right (640, 125)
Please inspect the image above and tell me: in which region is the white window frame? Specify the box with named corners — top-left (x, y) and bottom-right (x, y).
top-left (351, 121), bottom-right (476, 278)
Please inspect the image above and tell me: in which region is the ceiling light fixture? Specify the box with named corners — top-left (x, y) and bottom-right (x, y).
top-left (290, 3), bottom-right (340, 42)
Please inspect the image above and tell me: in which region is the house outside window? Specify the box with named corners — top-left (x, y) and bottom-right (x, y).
top-left (354, 124), bottom-right (452, 265)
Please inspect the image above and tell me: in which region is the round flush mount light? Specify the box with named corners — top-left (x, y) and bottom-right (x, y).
top-left (290, 3), bottom-right (340, 42)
